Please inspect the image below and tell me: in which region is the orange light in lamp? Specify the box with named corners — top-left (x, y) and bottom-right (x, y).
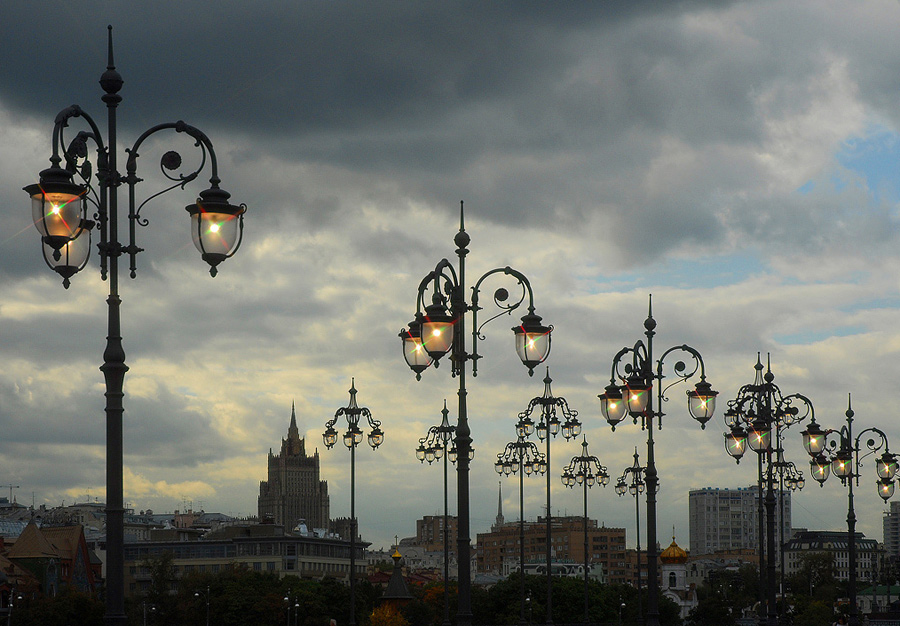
top-left (400, 317), bottom-right (433, 378)
top-left (810, 455), bottom-right (830, 485)
top-left (599, 383), bottom-right (627, 428)
top-left (25, 165), bottom-right (87, 250)
top-left (879, 478), bottom-right (896, 501)
top-left (421, 299), bottom-right (455, 361)
top-left (185, 185), bottom-right (247, 277)
top-left (623, 374), bottom-right (651, 416)
top-left (513, 312), bottom-right (551, 375)
top-left (687, 380), bottom-right (718, 428)
top-left (724, 426), bottom-right (747, 462)
top-left (877, 452), bottom-right (899, 480)
top-left (41, 219), bottom-right (94, 289)
top-left (801, 420), bottom-right (827, 456)
top-left (831, 450), bottom-right (853, 479)
top-left (747, 420), bottom-right (772, 453)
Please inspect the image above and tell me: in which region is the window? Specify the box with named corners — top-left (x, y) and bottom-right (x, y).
top-left (669, 572), bottom-right (677, 588)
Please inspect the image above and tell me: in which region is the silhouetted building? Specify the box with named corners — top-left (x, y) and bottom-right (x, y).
top-left (258, 405), bottom-right (330, 530)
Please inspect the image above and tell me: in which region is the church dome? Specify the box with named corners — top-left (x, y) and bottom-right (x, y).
top-left (659, 538), bottom-right (688, 564)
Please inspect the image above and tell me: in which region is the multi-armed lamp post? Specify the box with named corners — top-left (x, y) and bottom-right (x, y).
top-left (516, 370), bottom-right (581, 624)
top-left (722, 356), bottom-right (813, 626)
top-left (615, 449), bottom-right (646, 625)
top-left (400, 202), bottom-right (552, 626)
top-left (323, 380), bottom-right (384, 626)
top-left (495, 434), bottom-right (546, 626)
top-left (598, 298), bottom-right (718, 626)
top-left (801, 396), bottom-right (898, 626)
top-left (417, 401), bottom-right (463, 626)
top-left (25, 27), bottom-right (246, 625)
top-left (561, 438), bottom-right (608, 625)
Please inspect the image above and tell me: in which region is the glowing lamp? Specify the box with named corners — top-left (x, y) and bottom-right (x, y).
top-left (516, 416), bottom-right (535, 439)
top-left (796, 476), bottom-right (805, 490)
top-left (599, 472), bottom-right (610, 486)
top-left (801, 420), bottom-right (827, 456)
top-left (433, 445), bottom-right (444, 460)
top-left (561, 471), bottom-right (574, 487)
top-left (725, 426), bottom-right (748, 461)
top-left (513, 312), bottom-right (552, 374)
top-left (615, 481), bottom-right (626, 496)
top-left (416, 443), bottom-right (427, 462)
top-left (877, 452), bottom-right (899, 480)
top-left (536, 458), bottom-right (548, 475)
top-left (400, 317), bottom-right (433, 377)
top-left (810, 455), bottom-right (830, 485)
top-left (524, 461), bottom-right (534, 476)
top-left (586, 473), bottom-right (596, 487)
top-left (566, 419), bottom-right (582, 439)
top-left (42, 219), bottom-right (93, 288)
top-left (25, 166), bottom-right (87, 249)
top-left (421, 299), bottom-right (455, 360)
top-left (599, 383), bottom-right (627, 427)
top-left (687, 380), bottom-right (718, 427)
top-left (831, 449), bottom-right (853, 479)
top-left (323, 426), bottom-right (338, 449)
top-left (879, 479), bottom-right (896, 501)
top-left (623, 375), bottom-right (651, 415)
top-left (448, 446), bottom-right (458, 464)
top-left (503, 462), bottom-right (513, 476)
top-left (185, 185), bottom-right (247, 277)
top-left (367, 427), bottom-right (384, 449)
top-left (747, 420), bottom-right (771, 453)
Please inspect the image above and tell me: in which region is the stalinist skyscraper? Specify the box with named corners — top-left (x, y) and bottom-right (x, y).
top-left (258, 404), bottom-right (330, 530)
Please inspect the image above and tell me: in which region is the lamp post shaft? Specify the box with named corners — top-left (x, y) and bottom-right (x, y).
top-left (520, 456), bottom-right (527, 626)
top-left (848, 478), bottom-right (858, 626)
top-left (645, 420), bottom-right (659, 626)
top-left (443, 441), bottom-right (451, 626)
top-left (636, 489), bottom-right (643, 625)
top-left (100, 40), bottom-right (128, 626)
top-left (583, 479), bottom-right (589, 624)
top-left (545, 432), bottom-right (553, 625)
top-left (765, 455), bottom-right (777, 626)
top-left (350, 442), bottom-right (357, 626)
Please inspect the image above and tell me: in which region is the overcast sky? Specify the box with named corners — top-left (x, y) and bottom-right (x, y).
top-left (4, 1), bottom-right (900, 553)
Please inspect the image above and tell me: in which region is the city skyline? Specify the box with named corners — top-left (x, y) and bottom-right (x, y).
top-left (3, 1), bottom-right (900, 552)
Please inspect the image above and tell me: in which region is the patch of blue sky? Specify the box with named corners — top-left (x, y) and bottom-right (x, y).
top-left (582, 251), bottom-right (768, 294)
top-left (774, 325), bottom-right (867, 346)
top-left (835, 124), bottom-right (900, 204)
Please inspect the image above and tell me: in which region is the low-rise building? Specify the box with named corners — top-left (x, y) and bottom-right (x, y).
top-left (783, 530), bottom-right (882, 582)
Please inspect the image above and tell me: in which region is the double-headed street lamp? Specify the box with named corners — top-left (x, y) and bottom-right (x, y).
top-left (722, 355), bottom-right (813, 626)
top-left (495, 434), bottom-right (547, 626)
top-left (517, 370), bottom-right (581, 625)
top-left (323, 380), bottom-right (383, 626)
top-left (801, 396), bottom-right (898, 626)
top-left (417, 401), bottom-right (466, 626)
top-left (399, 202), bottom-right (552, 626)
top-left (25, 27), bottom-right (246, 625)
top-left (615, 449), bottom-right (646, 625)
top-left (598, 299), bottom-right (718, 626)
top-left (561, 438), bottom-right (609, 625)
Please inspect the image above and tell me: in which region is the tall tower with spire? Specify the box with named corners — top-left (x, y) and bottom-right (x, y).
top-left (258, 404), bottom-right (330, 529)
top-left (493, 481), bottom-right (505, 531)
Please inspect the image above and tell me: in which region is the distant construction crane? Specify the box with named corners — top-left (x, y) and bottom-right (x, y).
top-left (3, 484), bottom-right (20, 502)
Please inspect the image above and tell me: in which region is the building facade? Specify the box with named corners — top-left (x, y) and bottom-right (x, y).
top-left (258, 405), bottom-right (330, 530)
top-left (688, 486), bottom-right (791, 556)
top-left (783, 530), bottom-right (882, 582)
top-left (476, 516), bottom-right (627, 585)
top-left (884, 500), bottom-right (900, 561)
top-left (416, 515), bottom-right (459, 555)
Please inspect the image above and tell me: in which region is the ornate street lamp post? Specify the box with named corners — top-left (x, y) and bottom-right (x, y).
top-left (561, 438), bottom-right (609, 625)
top-left (615, 449), bottom-right (646, 625)
top-left (323, 380), bottom-right (384, 626)
top-left (24, 27), bottom-right (246, 626)
top-left (722, 355), bottom-right (812, 626)
top-left (417, 401), bottom-right (465, 626)
top-left (194, 586), bottom-right (210, 626)
top-left (496, 433), bottom-right (547, 626)
top-left (597, 298), bottom-right (717, 626)
top-left (800, 395), bottom-right (898, 626)
top-left (400, 202), bottom-right (552, 626)
top-left (517, 370), bottom-right (581, 625)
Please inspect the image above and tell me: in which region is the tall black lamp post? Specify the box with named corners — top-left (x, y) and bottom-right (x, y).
top-left (399, 202), bottom-right (553, 626)
top-left (800, 395), bottom-right (898, 626)
top-left (615, 448), bottom-right (646, 625)
top-left (722, 355), bottom-right (813, 626)
top-left (417, 401), bottom-right (463, 626)
top-left (597, 298), bottom-right (718, 626)
top-left (517, 370), bottom-right (581, 625)
top-left (496, 434), bottom-right (547, 626)
top-left (323, 380), bottom-right (384, 626)
top-left (561, 438), bottom-right (608, 625)
top-left (25, 27), bottom-right (246, 626)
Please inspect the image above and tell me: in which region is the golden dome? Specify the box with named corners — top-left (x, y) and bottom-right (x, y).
top-left (659, 538), bottom-right (688, 564)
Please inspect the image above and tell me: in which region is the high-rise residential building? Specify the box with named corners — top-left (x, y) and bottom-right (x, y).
top-left (416, 515), bottom-right (460, 555)
top-left (688, 486), bottom-right (791, 556)
top-left (884, 500), bottom-right (900, 561)
top-left (258, 405), bottom-right (330, 530)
